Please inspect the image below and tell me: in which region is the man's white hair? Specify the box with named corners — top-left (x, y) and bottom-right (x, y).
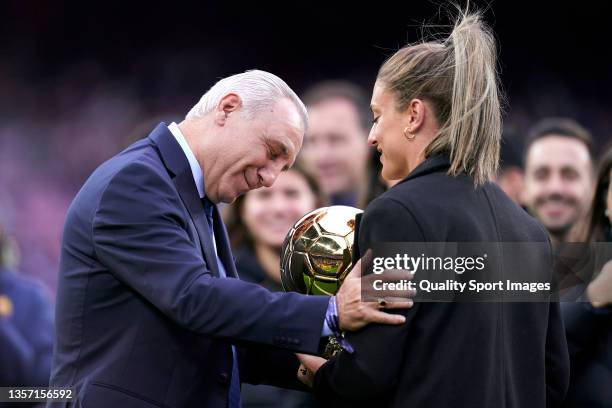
top-left (186, 69), bottom-right (308, 129)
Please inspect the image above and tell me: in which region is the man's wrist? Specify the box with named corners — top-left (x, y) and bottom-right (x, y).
top-left (322, 296), bottom-right (340, 337)
top-left (321, 296), bottom-right (354, 354)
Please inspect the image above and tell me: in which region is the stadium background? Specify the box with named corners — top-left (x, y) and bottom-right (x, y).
top-left (0, 1), bottom-right (610, 291)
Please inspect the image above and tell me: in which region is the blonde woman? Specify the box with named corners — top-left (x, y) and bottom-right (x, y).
top-left (298, 10), bottom-right (570, 408)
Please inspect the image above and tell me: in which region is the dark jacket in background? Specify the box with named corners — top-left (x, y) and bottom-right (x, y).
top-left (0, 267), bottom-right (54, 408)
top-left (235, 247), bottom-right (283, 292)
top-left (0, 267), bottom-right (53, 387)
top-left (235, 247), bottom-right (318, 408)
top-left (313, 155), bottom-right (570, 408)
top-left (562, 288), bottom-right (612, 407)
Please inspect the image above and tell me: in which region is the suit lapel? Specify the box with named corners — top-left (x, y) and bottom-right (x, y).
top-left (173, 171), bottom-right (221, 277)
top-left (212, 205), bottom-right (239, 278)
top-left (148, 123), bottom-right (221, 277)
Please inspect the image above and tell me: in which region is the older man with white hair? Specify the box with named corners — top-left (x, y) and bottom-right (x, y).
top-left (49, 70), bottom-right (413, 408)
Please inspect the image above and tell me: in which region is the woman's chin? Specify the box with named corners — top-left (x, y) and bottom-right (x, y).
top-left (256, 237), bottom-right (285, 250)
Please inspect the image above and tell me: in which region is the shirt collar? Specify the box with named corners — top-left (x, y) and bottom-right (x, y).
top-left (167, 122), bottom-right (205, 198)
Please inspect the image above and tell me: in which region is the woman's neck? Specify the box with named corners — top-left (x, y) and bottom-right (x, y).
top-left (406, 124), bottom-right (438, 175)
top-left (406, 148), bottom-right (428, 175)
top-left (254, 243), bottom-right (282, 284)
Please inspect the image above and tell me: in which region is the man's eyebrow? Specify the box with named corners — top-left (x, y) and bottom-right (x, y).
top-left (560, 165), bottom-right (579, 173)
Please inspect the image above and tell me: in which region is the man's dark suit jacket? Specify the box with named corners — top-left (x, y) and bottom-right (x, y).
top-left (314, 155), bottom-right (570, 407)
top-left (49, 123), bottom-right (329, 407)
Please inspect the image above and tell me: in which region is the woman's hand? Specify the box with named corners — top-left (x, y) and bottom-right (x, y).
top-left (587, 260), bottom-right (612, 308)
top-left (296, 353), bottom-right (327, 387)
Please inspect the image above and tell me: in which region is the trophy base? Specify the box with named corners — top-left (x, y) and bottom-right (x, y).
top-left (323, 336), bottom-right (344, 359)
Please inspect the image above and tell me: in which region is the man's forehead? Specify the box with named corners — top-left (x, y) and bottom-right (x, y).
top-left (309, 98), bottom-right (359, 116)
top-left (307, 103), bottom-right (362, 134)
top-left (273, 97), bottom-right (304, 127)
top-left (527, 136), bottom-right (592, 168)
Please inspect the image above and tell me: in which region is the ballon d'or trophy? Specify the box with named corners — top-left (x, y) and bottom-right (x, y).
top-left (280, 205), bottom-right (362, 358)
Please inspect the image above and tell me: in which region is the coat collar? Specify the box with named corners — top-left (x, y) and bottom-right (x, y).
top-left (396, 153), bottom-right (451, 185)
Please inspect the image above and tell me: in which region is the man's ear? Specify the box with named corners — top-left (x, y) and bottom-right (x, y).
top-left (214, 93), bottom-right (242, 126)
top-left (404, 98), bottom-right (426, 134)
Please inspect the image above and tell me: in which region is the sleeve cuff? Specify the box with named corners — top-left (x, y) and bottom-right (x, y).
top-left (321, 296), bottom-right (336, 337)
top-left (321, 296), bottom-right (354, 353)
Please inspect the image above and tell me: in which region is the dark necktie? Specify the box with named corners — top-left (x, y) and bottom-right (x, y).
top-left (202, 197), bottom-right (241, 408)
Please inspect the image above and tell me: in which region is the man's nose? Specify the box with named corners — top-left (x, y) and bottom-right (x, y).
top-left (258, 164), bottom-right (282, 188)
top-left (270, 194), bottom-right (290, 213)
top-left (309, 141), bottom-right (332, 162)
top-left (545, 173), bottom-right (566, 194)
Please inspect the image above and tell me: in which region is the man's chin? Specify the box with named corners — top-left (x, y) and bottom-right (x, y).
top-left (324, 184), bottom-right (356, 197)
top-left (543, 220), bottom-right (576, 238)
top-left (219, 191), bottom-right (245, 204)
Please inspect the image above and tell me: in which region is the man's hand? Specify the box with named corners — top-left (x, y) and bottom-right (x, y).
top-left (587, 260), bottom-right (612, 308)
top-left (296, 353), bottom-right (327, 387)
top-left (336, 256), bottom-right (415, 332)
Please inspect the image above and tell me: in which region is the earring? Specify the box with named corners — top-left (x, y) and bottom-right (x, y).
top-left (403, 127), bottom-right (416, 140)
top-left (606, 209), bottom-right (610, 217)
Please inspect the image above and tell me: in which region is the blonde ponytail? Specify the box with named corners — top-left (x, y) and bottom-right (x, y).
top-left (377, 9), bottom-right (502, 186)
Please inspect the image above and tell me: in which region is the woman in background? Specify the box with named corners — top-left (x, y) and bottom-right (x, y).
top-left (225, 164), bottom-right (325, 290)
top-left (561, 146), bottom-right (612, 407)
top-left (224, 164), bottom-right (325, 407)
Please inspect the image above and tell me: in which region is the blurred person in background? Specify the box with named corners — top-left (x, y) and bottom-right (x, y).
top-left (226, 164), bottom-right (325, 290)
top-left (522, 118), bottom-right (595, 243)
top-left (493, 128), bottom-right (524, 205)
top-left (0, 223), bottom-right (54, 389)
top-left (225, 164), bottom-right (325, 407)
top-left (560, 146), bottom-right (612, 407)
top-left (583, 147), bottom-right (612, 244)
top-left (300, 81), bottom-right (370, 207)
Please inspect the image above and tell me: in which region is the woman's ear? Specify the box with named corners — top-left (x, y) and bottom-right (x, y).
top-left (404, 98), bottom-right (426, 134)
top-left (214, 93), bottom-right (243, 126)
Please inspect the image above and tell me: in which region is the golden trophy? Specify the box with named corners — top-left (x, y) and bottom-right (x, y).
top-left (280, 205), bottom-right (362, 357)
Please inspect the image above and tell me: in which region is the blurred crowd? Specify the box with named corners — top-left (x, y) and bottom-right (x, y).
top-left (1, 68), bottom-right (611, 406)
